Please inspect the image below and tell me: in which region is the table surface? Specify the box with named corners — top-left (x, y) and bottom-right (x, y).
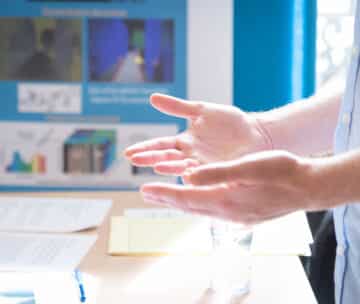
top-left (3, 191), bottom-right (317, 304)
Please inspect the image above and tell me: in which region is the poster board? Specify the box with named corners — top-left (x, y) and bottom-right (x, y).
top-left (0, 0), bottom-right (187, 190)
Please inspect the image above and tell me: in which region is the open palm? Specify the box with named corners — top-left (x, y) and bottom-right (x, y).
top-left (125, 94), bottom-right (272, 175)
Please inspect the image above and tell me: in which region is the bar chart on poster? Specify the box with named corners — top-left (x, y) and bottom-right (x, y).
top-left (0, 0), bottom-right (187, 190)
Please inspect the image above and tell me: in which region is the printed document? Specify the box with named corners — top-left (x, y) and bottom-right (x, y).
top-left (0, 197), bottom-right (112, 271)
top-left (0, 197), bottom-right (112, 233)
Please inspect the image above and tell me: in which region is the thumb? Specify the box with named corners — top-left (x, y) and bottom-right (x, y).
top-left (150, 94), bottom-right (202, 119)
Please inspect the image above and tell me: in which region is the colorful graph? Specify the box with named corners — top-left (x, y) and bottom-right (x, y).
top-left (6, 151), bottom-right (46, 174)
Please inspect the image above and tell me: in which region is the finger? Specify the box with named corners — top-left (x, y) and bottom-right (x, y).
top-left (154, 159), bottom-right (200, 176)
top-left (181, 207), bottom-right (218, 219)
top-left (183, 162), bottom-right (235, 185)
top-left (150, 93), bottom-right (202, 119)
top-left (184, 161), bottom-right (262, 185)
top-left (141, 182), bottom-right (226, 212)
top-left (124, 136), bottom-right (178, 158)
top-left (185, 152), bottom-right (298, 185)
top-left (138, 193), bottom-right (218, 220)
top-left (130, 150), bottom-right (186, 166)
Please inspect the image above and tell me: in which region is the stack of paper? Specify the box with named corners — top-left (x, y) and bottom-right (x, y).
top-left (108, 209), bottom-right (313, 257)
top-left (0, 197), bottom-right (112, 271)
top-left (109, 212), bottom-right (212, 256)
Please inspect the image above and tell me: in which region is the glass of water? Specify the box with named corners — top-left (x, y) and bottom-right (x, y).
top-left (209, 219), bottom-right (253, 300)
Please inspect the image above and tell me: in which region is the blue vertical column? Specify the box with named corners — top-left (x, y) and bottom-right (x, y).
top-left (233, 0), bottom-right (316, 112)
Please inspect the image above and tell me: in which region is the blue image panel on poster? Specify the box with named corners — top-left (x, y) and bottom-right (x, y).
top-left (0, 0), bottom-right (187, 191)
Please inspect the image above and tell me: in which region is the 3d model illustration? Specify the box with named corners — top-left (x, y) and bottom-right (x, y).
top-left (63, 129), bottom-right (116, 174)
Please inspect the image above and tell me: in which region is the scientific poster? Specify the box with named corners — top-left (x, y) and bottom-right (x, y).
top-left (0, 0), bottom-right (187, 190)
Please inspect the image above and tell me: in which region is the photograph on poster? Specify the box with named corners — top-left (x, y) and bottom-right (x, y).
top-left (88, 19), bottom-right (174, 83)
top-left (0, 18), bottom-right (82, 82)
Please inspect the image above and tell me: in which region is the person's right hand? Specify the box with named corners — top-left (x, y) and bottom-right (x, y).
top-left (124, 94), bottom-right (273, 176)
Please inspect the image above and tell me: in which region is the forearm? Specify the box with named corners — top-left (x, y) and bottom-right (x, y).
top-left (256, 90), bottom-right (342, 155)
top-left (309, 150), bottom-right (360, 209)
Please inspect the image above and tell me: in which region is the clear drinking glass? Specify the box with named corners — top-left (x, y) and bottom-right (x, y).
top-left (209, 219), bottom-right (253, 300)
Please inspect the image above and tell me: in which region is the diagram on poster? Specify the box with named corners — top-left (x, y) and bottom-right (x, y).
top-left (0, 122), bottom-right (178, 189)
top-left (18, 84), bottom-right (82, 114)
top-left (0, 0), bottom-right (186, 190)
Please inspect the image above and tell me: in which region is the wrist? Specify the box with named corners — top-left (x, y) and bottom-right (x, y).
top-left (252, 111), bottom-right (281, 151)
top-left (301, 156), bottom-right (352, 211)
top-left (252, 96), bottom-right (319, 155)
top-left (252, 113), bottom-right (274, 151)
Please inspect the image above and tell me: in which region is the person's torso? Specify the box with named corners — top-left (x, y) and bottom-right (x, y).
top-left (333, 2), bottom-right (360, 303)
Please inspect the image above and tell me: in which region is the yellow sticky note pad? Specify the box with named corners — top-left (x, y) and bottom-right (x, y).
top-left (108, 216), bottom-right (212, 256)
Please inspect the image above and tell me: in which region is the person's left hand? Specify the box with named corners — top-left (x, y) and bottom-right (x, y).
top-left (140, 150), bottom-right (328, 224)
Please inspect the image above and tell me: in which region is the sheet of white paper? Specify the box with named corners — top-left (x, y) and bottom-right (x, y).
top-left (0, 197), bottom-right (112, 233)
top-left (251, 211), bottom-right (313, 256)
top-left (0, 272), bottom-right (37, 304)
top-left (34, 272), bottom-right (99, 304)
top-left (0, 232), bottom-right (97, 272)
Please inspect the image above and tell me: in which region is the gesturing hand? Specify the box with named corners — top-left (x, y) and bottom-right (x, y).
top-left (125, 94), bottom-right (272, 176)
top-left (140, 151), bottom-right (325, 224)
